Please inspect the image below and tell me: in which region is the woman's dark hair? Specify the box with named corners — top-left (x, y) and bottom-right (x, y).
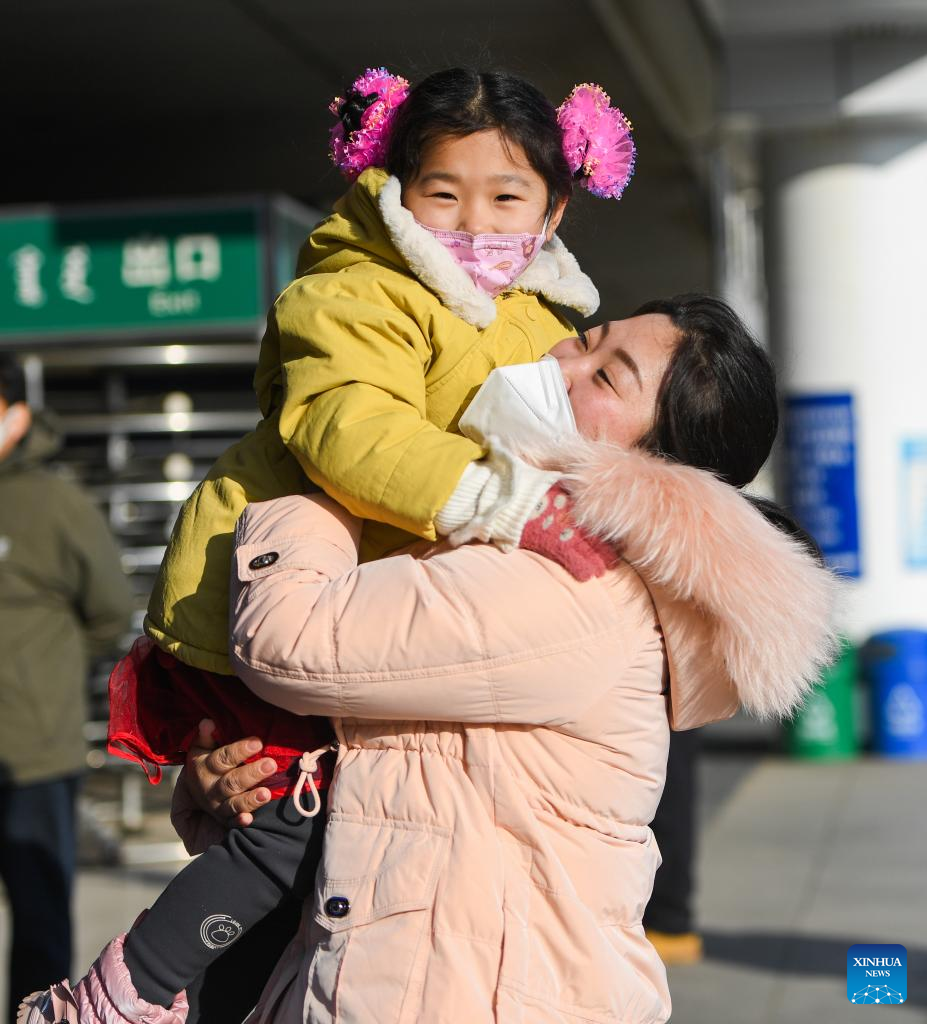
top-left (383, 68), bottom-right (573, 205)
top-left (635, 294), bottom-right (775, 488)
top-left (634, 294), bottom-right (823, 561)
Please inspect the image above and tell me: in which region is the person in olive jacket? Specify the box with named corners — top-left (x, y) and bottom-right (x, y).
top-left (0, 355), bottom-right (132, 1024)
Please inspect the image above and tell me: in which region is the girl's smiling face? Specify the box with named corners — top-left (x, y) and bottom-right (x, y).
top-left (549, 315), bottom-right (679, 447)
top-left (402, 129), bottom-right (567, 238)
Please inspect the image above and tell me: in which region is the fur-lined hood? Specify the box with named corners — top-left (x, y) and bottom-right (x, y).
top-left (534, 438), bottom-right (841, 730)
top-left (299, 168), bottom-right (599, 329)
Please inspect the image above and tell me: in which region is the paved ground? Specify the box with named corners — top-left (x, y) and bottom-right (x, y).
top-left (668, 753), bottom-right (926, 1023)
top-left (2, 745), bottom-right (924, 1022)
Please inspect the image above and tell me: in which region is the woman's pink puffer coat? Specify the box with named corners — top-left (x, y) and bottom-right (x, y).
top-left (211, 441), bottom-right (837, 1024)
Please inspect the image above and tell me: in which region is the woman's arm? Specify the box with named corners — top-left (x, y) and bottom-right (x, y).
top-left (229, 494), bottom-right (650, 725)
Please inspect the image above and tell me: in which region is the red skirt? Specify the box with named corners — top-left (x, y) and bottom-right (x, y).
top-left (107, 636), bottom-right (335, 797)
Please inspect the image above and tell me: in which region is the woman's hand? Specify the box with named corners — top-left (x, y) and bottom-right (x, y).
top-left (170, 721), bottom-right (277, 854)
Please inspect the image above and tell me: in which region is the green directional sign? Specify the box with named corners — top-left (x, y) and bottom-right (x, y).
top-left (0, 198), bottom-right (322, 342)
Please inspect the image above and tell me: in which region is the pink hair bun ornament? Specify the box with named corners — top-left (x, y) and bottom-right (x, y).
top-left (557, 84), bottom-right (636, 200)
top-left (328, 67), bottom-right (411, 181)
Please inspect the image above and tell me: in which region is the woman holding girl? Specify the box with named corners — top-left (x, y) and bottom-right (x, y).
top-left (21, 65), bottom-right (835, 1024)
top-left (188, 294), bottom-right (835, 1024)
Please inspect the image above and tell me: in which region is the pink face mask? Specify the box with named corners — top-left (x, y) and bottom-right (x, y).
top-left (419, 221), bottom-right (548, 297)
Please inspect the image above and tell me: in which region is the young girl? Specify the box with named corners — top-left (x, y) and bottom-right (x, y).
top-left (21, 68), bottom-right (635, 1024)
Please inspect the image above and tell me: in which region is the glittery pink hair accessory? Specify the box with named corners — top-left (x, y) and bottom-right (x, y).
top-left (329, 67), bottom-right (411, 181)
top-left (557, 84), bottom-right (636, 200)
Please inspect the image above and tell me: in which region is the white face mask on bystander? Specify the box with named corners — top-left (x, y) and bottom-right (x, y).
top-left (458, 355), bottom-right (576, 448)
top-left (0, 409), bottom-right (16, 450)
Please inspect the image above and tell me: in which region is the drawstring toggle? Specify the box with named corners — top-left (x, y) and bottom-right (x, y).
top-left (292, 743), bottom-right (339, 819)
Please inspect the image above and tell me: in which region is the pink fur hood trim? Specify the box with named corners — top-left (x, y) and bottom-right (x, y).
top-left (536, 437), bottom-right (841, 729)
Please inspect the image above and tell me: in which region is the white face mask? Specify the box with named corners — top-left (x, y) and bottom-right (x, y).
top-left (0, 409), bottom-right (15, 450)
top-left (458, 355), bottom-right (577, 448)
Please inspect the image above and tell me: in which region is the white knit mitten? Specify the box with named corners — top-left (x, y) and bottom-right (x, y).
top-left (435, 444), bottom-right (561, 550)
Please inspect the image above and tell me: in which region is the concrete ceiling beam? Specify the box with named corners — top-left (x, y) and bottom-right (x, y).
top-left (585, 0), bottom-right (719, 158)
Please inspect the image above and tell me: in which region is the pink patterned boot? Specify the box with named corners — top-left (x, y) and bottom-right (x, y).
top-left (17, 934), bottom-right (187, 1024)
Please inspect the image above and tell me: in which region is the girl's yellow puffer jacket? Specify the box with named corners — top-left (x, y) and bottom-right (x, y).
top-left (144, 167), bottom-right (599, 673)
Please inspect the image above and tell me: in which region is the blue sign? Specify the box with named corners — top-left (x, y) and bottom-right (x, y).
top-left (785, 393), bottom-right (861, 577)
top-left (900, 438), bottom-right (927, 569)
top-left (847, 944), bottom-right (907, 1004)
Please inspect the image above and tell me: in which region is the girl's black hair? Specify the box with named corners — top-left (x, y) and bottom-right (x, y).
top-left (634, 294), bottom-right (823, 561)
top-left (382, 68), bottom-right (573, 203)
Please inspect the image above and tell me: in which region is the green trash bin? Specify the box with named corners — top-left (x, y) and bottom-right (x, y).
top-left (783, 638), bottom-right (859, 760)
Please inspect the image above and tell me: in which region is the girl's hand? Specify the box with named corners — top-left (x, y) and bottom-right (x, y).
top-left (170, 721), bottom-right (277, 853)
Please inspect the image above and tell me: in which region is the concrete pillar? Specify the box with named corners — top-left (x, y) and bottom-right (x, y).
top-left (764, 123), bottom-right (927, 639)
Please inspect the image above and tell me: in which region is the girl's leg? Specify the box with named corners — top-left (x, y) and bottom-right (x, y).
top-left (183, 893), bottom-right (304, 1024)
top-left (123, 799), bottom-right (322, 1009)
top-left (183, 810), bottom-right (324, 1024)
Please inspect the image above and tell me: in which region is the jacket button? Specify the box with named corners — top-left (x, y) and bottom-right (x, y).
top-left (248, 551), bottom-right (279, 570)
top-left (325, 896), bottom-right (350, 919)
